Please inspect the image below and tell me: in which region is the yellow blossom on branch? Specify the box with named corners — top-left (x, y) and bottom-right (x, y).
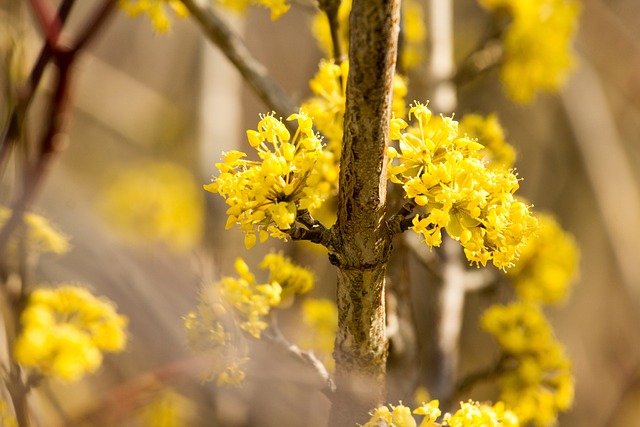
top-left (14, 285), bottom-right (128, 381)
top-left (363, 400), bottom-right (519, 427)
top-left (216, 0), bottom-right (291, 20)
top-left (118, 0), bottom-right (188, 32)
top-left (184, 253), bottom-right (314, 385)
top-left (205, 112), bottom-right (326, 249)
top-left (388, 102), bottom-right (538, 269)
top-left (100, 161), bottom-right (204, 253)
top-left (459, 113), bottom-right (516, 170)
top-left (478, 0), bottom-right (580, 103)
top-left (299, 298), bottom-right (337, 371)
top-left (0, 206), bottom-right (71, 256)
top-left (507, 213), bottom-right (580, 304)
top-left (481, 302), bottom-right (574, 426)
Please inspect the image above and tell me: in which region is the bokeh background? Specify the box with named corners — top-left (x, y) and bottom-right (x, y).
top-left (1, 0), bottom-right (640, 426)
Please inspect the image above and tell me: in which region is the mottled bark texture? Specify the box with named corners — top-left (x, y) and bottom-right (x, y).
top-left (328, 1), bottom-right (400, 425)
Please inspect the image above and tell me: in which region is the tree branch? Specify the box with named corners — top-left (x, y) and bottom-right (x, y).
top-left (179, 0), bottom-right (297, 127)
top-left (328, 0), bottom-right (400, 425)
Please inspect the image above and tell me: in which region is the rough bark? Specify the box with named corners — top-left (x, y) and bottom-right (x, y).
top-left (328, 1), bottom-right (400, 425)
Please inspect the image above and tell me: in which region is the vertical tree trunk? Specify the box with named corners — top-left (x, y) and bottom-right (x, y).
top-left (329, 1), bottom-right (400, 425)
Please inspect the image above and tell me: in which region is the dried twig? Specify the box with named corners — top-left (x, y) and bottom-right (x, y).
top-left (179, 0), bottom-right (297, 128)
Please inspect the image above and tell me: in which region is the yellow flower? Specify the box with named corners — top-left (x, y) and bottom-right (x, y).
top-left (0, 206), bottom-right (71, 256)
top-left (389, 102), bottom-right (538, 269)
top-left (100, 161), bottom-right (204, 254)
top-left (401, 0), bottom-right (428, 70)
top-left (363, 400), bottom-right (518, 427)
top-left (459, 113), bottom-right (516, 169)
top-left (260, 252), bottom-right (314, 300)
top-left (136, 389), bottom-right (194, 427)
top-left (481, 302), bottom-right (573, 426)
top-left (206, 112), bottom-right (326, 249)
top-left (118, 0), bottom-right (188, 32)
top-left (508, 213), bottom-right (579, 304)
top-left (14, 285), bottom-right (128, 381)
top-left (478, 0), bottom-right (580, 103)
top-left (300, 298), bottom-right (337, 371)
top-left (216, 0), bottom-right (290, 20)
top-left (443, 401), bottom-right (520, 427)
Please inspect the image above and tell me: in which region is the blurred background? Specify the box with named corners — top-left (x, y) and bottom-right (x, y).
top-left (1, 0), bottom-right (640, 426)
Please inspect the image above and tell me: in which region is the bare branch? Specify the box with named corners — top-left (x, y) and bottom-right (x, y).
top-left (179, 0), bottom-right (297, 126)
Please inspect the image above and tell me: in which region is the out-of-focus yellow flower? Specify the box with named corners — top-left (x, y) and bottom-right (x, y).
top-left (14, 285), bottom-right (128, 381)
top-left (216, 0), bottom-right (290, 20)
top-left (508, 213), bottom-right (579, 304)
top-left (260, 252), bottom-right (314, 300)
top-left (481, 302), bottom-right (573, 426)
top-left (459, 113), bottom-right (516, 169)
top-left (100, 161), bottom-right (204, 254)
top-left (206, 112), bottom-right (326, 249)
top-left (401, 0), bottom-right (428, 70)
top-left (185, 254), bottom-right (314, 385)
top-left (137, 389), bottom-right (194, 427)
top-left (300, 298), bottom-right (337, 371)
top-left (0, 206), bottom-right (71, 256)
top-left (478, 0), bottom-right (580, 103)
top-left (388, 102), bottom-right (538, 269)
top-left (118, 0), bottom-right (188, 32)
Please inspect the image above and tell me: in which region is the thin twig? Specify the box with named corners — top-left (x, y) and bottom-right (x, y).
top-left (319, 0), bottom-right (344, 63)
top-left (179, 0), bottom-right (297, 127)
top-left (265, 312), bottom-right (336, 397)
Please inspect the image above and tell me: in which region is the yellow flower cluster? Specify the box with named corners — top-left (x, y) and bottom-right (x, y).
top-left (388, 103), bottom-right (538, 269)
top-left (0, 206), bottom-right (71, 256)
top-left (117, 0), bottom-right (188, 32)
top-left (260, 252), bottom-right (314, 300)
top-left (217, 257), bottom-right (283, 338)
top-left (363, 400), bottom-right (519, 427)
top-left (301, 59), bottom-right (407, 193)
top-left (205, 112), bottom-right (326, 249)
top-left (216, 0), bottom-right (290, 20)
top-left (312, 0), bottom-right (426, 70)
top-left (481, 303), bottom-right (574, 426)
top-left (300, 298), bottom-right (337, 371)
top-left (459, 113), bottom-right (516, 170)
top-left (507, 213), bottom-right (579, 304)
top-left (478, 0), bottom-right (580, 103)
top-left (184, 254), bottom-right (314, 385)
top-left (401, 0), bottom-right (428, 70)
top-left (136, 389), bottom-right (193, 427)
top-left (100, 161), bottom-right (204, 254)
top-left (14, 285), bottom-right (128, 381)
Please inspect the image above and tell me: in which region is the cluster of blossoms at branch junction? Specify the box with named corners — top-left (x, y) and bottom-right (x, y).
top-left (205, 112), bottom-right (326, 249)
top-left (388, 102), bottom-right (538, 269)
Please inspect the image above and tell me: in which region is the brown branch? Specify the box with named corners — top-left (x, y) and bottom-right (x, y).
top-left (318, 0), bottom-right (344, 63)
top-left (387, 200), bottom-right (416, 235)
top-left (179, 0), bottom-right (297, 128)
top-left (328, 0), bottom-right (400, 425)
